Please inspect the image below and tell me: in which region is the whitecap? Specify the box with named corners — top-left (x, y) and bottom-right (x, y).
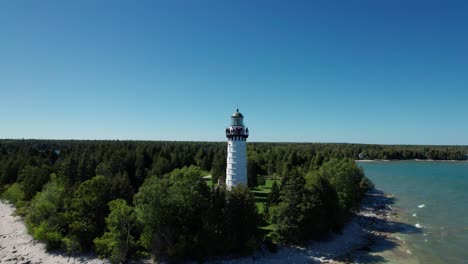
top-left (412, 213), bottom-right (417, 217)
top-left (415, 223), bottom-right (423, 228)
top-left (418, 204), bottom-right (425, 208)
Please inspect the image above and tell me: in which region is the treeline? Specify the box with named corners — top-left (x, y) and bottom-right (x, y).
top-left (245, 143), bottom-right (467, 186)
top-left (0, 140), bottom-right (227, 189)
top-left (0, 139), bottom-right (465, 262)
top-left (354, 144), bottom-right (467, 160)
top-left (0, 140), bottom-right (466, 189)
top-left (247, 143), bottom-right (467, 168)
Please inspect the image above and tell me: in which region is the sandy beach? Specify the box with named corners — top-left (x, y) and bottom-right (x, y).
top-left (0, 202), bottom-right (107, 264)
top-left (1, 189), bottom-right (419, 264)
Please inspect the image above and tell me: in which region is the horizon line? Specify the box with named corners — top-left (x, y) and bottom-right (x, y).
top-left (1, 138), bottom-right (467, 147)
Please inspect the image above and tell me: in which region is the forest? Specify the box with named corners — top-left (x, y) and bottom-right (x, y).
top-left (0, 139), bottom-right (466, 263)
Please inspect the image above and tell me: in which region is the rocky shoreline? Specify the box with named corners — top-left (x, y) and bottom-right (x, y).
top-left (347, 189), bottom-right (421, 264)
top-left (207, 188), bottom-right (421, 264)
top-left (1, 189), bottom-right (418, 264)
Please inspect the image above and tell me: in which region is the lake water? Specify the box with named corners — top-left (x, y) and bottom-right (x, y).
top-left (358, 161), bottom-right (468, 264)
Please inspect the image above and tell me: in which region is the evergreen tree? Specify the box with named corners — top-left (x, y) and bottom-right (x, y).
top-left (247, 159), bottom-right (261, 188)
top-left (95, 162), bottom-right (112, 178)
top-left (58, 156), bottom-right (79, 184)
top-left (110, 171), bottom-right (134, 203)
top-left (267, 181), bottom-right (280, 206)
top-left (67, 175), bottom-right (112, 249)
top-left (211, 152), bottom-right (226, 185)
top-left (272, 172), bottom-right (311, 242)
top-left (17, 165), bottom-right (50, 200)
top-left (223, 185), bottom-right (260, 254)
top-left (0, 159), bottom-right (21, 185)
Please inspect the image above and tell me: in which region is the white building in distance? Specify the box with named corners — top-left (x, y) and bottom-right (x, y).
top-left (225, 109), bottom-right (249, 189)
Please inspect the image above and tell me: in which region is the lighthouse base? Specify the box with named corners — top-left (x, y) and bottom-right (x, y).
top-left (225, 139), bottom-right (247, 189)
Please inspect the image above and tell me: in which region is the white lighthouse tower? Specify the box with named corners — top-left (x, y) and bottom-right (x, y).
top-left (225, 109), bottom-right (249, 189)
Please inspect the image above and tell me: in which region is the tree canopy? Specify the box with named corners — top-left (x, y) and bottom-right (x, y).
top-left (0, 139), bottom-right (465, 261)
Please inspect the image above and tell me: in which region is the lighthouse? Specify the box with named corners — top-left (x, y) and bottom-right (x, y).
top-left (225, 109), bottom-right (249, 189)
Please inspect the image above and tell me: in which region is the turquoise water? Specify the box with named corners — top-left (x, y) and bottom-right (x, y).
top-left (358, 161), bottom-right (468, 263)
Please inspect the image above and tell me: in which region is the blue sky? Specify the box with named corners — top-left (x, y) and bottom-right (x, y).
top-left (1, 0), bottom-right (467, 144)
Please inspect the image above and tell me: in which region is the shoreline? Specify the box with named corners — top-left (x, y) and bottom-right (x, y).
top-left (1, 189), bottom-right (418, 264)
top-left (347, 189), bottom-right (421, 264)
top-left (206, 188), bottom-right (420, 264)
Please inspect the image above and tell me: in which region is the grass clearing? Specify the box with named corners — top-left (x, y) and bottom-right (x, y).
top-left (204, 177), bottom-right (279, 214)
top-left (253, 179), bottom-right (280, 239)
top-left (252, 179), bottom-right (280, 213)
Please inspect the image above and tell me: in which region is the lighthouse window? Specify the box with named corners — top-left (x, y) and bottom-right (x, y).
top-left (231, 118), bottom-right (243, 126)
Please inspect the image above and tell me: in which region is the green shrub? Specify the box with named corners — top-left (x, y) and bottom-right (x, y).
top-left (33, 221), bottom-right (63, 250)
top-left (26, 175), bottom-right (65, 228)
top-left (2, 183), bottom-right (25, 206)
